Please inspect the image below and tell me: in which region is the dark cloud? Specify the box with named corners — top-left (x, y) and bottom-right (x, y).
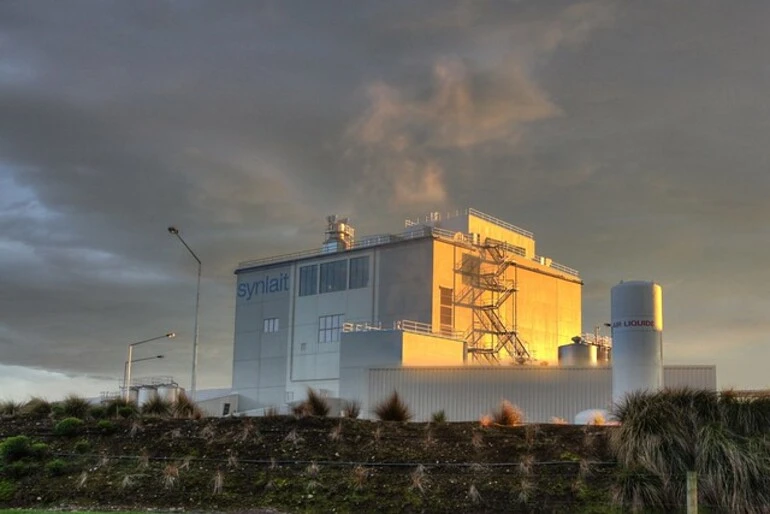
top-left (1, 0), bottom-right (769, 397)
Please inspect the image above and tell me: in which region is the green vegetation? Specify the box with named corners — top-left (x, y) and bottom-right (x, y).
top-left (431, 410), bottom-right (447, 424)
top-left (54, 417), bottom-right (84, 436)
top-left (74, 439), bottom-right (91, 454)
top-left (103, 397), bottom-right (138, 419)
top-left (0, 480), bottom-right (16, 502)
top-left (21, 397), bottom-right (52, 418)
top-left (60, 395), bottom-right (91, 419)
top-left (0, 401), bottom-right (23, 417)
top-left (611, 388), bottom-right (770, 511)
top-left (96, 419), bottom-right (116, 434)
top-left (374, 391), bottom-right (412, 421)
top-left (141, 396), bottom-right (172, 417)
top-left (0, 436), bottom-right (34, 462)
top-left (45, 458), bottom-right (68, 476)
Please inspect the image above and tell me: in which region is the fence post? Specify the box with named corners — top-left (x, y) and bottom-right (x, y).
top-left (687, 471), bottom-right (698, 514)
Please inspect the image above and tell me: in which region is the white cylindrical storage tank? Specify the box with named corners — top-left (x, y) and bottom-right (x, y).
top-left (558, 344), bottom-right (597, 367)
top-left (611, 281), bottom-right (663, 404)
top-left (137, 386), bottom-right (158, 406)
top-left (157, 385), bottom-right (180, 403)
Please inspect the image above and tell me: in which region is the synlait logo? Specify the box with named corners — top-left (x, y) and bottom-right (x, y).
top-left (238, 273), bottom-right (289, 300)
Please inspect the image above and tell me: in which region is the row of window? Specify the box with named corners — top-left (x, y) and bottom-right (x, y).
top-left (299, 256), bottom-right (370, 296)
top-left (263, 313), bottom-right (344, 344)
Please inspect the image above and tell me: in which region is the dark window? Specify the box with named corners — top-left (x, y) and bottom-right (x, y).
top-left (319, 314), bottom-right (343, 343)
top-left (222, 403), bottom-right (231, 416)
top-left (319, 260), bottom-right (347, 293)
top-left (349, 256), bottom-right (370, 289)
top-left (299, 265), bottom-right (318, 296)
top-left (440, 287), bottom-right (453, 330)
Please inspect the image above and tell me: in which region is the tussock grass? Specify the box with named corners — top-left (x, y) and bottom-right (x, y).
top-left (374, 391), bottom-right (412, 422)
top-left (61, 395), bottom-right (91, 419)
top-left (0, 400), bottom-right (23, 417)
top-left (173, 392), bottom-right (203, 419)
top-left (141, 396), bottom-right (172, 417)
top-left (22, 397), bottom-right (52, 418)
top-left (487, 400), bottom-right (524, 426)
top-left (610, 388), bottom-right (770, 512)
top-left (342, 399), bottom-right (361, 419)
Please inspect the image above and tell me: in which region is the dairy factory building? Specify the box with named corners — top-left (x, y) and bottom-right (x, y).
top-left (230, 208), bottom-right (716, 421)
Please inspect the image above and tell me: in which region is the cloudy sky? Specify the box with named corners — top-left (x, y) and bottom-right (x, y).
top-left (1, 0), bottom-right (769, 400)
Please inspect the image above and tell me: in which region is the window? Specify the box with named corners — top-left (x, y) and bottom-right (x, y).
top-left (319, 314), bottom-right (343, 343)
top-left (222, 403), bottom-right (231, 416)
top-left (349, 256), bottom-right (370, 289)
top-left (319, 259), bottom-right (347, 293)
top-left (299, 264), bottom-right (318, 296)
top-left (264, 317), bottom-right (280, 333)
top-left (439, 287), bottom-right (453, 331)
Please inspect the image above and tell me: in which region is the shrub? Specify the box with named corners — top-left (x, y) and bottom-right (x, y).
top-left (305, 388), bottom-right (330, 417)
top-left (491, 400), bottom-right (524, 426)
top-left (22, 397), bottom-right (52, 418)
top-left (0, 400), bottom-right (23, 417)
top-left (0, 436), bottom-right (33, 462)
top-left (61, 395), bottom-right (91, 419)
top-left (5, 461), bottom-right (37, 478)
top-left (54, 417), bottom-right (84, 437)
top-left (89, 405), bottom-right (107, 420)
top-left (0, 479), bottom-right (15, 501)
top-left (45, 458), bottom-right (68, 476)
top-left (173, 392), bottom-right (203, 419)
top-left (97, 420), bottom-right (116, 434)
top-left (118, 406), bottom-right (137, 419)
top-left (431, 410), bottom-right (447, 424)
top-left (103, 397), bottom-right (138, 418)
top-left (374, 391), bottom-right (412, 422)
top-left (141, 396), bottom-right (172, 418)
top-left (50, 403), bottom-right (65, 418)
top-left (74, 440), bottom-right (91, 454)
top-left (30, 442), bottom-right (49, 459)
top-left (342, 400), bottom-right (361, 419)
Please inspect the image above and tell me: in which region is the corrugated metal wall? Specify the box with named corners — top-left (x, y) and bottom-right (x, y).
top-left (368, 365), bottom-right (717, 422)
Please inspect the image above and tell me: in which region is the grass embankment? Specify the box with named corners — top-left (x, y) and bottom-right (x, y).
top-left (0, 415), bottom-right (616, 513)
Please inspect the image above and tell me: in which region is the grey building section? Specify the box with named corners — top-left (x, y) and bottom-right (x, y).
top-left (354, 365), bottom-right (717, 422)
top-left (232, 238), bottom-right (437, 410)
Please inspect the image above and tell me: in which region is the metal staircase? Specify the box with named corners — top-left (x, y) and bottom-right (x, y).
top-left (456, 238), bottom-right (531, 364)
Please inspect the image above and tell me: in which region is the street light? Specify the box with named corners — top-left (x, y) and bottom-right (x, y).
top-left (168, 225), bottom-right (201, 400)
top-left (124, 333), bottom-right (175, 401)
top-left (122, 355), bottom-right (165, 397)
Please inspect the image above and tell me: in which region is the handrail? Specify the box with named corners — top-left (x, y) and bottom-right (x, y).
top-left (466, 208), bottom-right (534, 238)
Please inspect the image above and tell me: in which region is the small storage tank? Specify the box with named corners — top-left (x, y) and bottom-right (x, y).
top-left (137, 386), bottom-right (158, 406)
top-left (157, 385), bottom-right (181, 403)
top-left (611, 281), bottom-right (663, 404)
top-left (558, 343), bottom-right (598, 367)
top-left (597, 346), bottom-right (612, 365)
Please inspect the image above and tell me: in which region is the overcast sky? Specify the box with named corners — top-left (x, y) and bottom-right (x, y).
top-left (2, 1), bottom-right (769, 401)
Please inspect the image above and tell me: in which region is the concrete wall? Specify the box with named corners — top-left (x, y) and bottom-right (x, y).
top-left (232, 264), bottom-right (292, 410)
top-left (358, 365), bottom-right (717, 422)
top-left (198, 394), bottom-right (240, 417)
top-left (339, 330), bottom-right (464, 417)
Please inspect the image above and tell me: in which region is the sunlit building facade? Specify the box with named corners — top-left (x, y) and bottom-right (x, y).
top-left (232, 209), bottom-right (583, 411)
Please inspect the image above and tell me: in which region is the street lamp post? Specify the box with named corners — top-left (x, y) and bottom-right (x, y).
top-left (168, 226), bottom-right (201, 400)
top-left (122, 355), bottom-right (165, 398)
top-left (124, 333), bottom-right (175, 401)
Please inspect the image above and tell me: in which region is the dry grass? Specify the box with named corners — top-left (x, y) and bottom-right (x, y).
top-left (61, 395), bottom-right (91, 419)
top-left (141, 396), bottom-right (172, 417)
top-left (284, 428), bottom-right (303, 447)
top-left (305, 461), bottom-right (320, 477)
top-left (227, 453), bottom-right (239, 469)
top-left (212, 470), bottom-right (224, 495)
top-left (121, 474), bottom-right (134, 489)
top-left (129, 420), bottom-right (143, 438)
top-left (518, 455), bottom-right (534, 475)
top-left (329, 422), bottom-right (343, 442)
top-left (491, 400), bottom-right (524, 426)
top-left (162, 464), bottom-right (179, 488)
top-left (410, 464), bottom-right (426, 493)
top-left (374, 391), bottom-right (412, 422)
top-left (517, 479), bottom-right (534, 504)
top-left (173, 392), bottom-right (203, 419)
top-left (0, 400), bottom-right (24, 416)
top-left (468, 484), bottom-right (482, 504)
top-left (524, 424), bottom-right (539, 448)
top-left (137, 450), bottom-right (150, 470)
top-left (479, 415), bottom-right (493, 428)
top-left (351, 465), bottom-right (369, 489)
top-left (77, 471), bottom-right (88, 489)
top-left (21, 397), bottom-right (52, 418)
top-left (305, 388), bottom-right (330, 417)
top-left (471, 432), bottom-right (484, 449)
top-left (549, 416), bottom-right (568, 425)
top-left (342, 399), bottom-right (361, 419)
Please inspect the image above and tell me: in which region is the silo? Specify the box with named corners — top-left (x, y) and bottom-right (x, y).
top-left (597, 346), bottom-right (612, 365)
top-left (137, 386), bottom-right (158, 406)
top-left (157, 384), bottom-right (180, 403)
top-left (558, 343), bottom-right (598, 367)
top-left (611, 281), bottom-right (663, 404)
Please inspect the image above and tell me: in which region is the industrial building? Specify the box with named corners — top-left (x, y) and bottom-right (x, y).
top-left (231, 208), bottom-right (716, 421)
